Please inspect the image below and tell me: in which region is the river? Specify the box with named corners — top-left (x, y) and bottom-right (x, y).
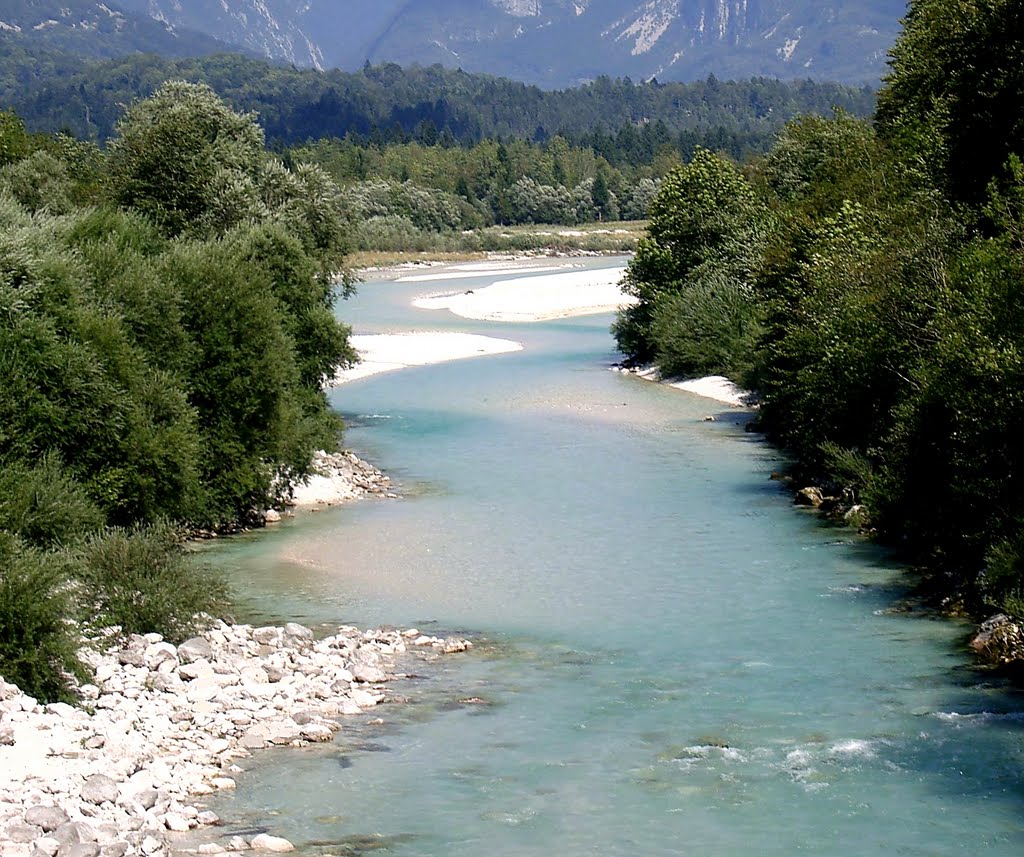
top-left (200, 257), bottom-right (1024, 855)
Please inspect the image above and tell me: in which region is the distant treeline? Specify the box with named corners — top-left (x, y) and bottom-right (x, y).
top-left (0, 40), bottom-right (874, 158)
top-left (617, 0), bottom-right (1024, 623)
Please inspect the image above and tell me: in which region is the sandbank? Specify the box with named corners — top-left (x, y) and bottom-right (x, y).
top-left (625, 366), bottom-right (755, 407)
top-left (412, 266), bottom-right (634, 321)
top-left (333, 332), bottom-right (524, 385)
top-left (394, 264), bottom-right (568, 282)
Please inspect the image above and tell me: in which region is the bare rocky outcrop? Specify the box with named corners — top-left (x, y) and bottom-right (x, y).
top-left (0, 622), bottom-right (472, 856)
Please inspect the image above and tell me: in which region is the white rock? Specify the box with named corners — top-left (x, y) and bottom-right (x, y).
top-left (144, 643), bottom-right (178, 670)
top-left (31, 837), bottom-right (60, 857)
top-left (162, 812), bottom-right (191, 832)
top-left (140, 836), bottom-right (163, 855)
top-left (186, 679), bottom-right (220, 703)
top-left (298, 724), bottom-right (334, 743)
top-left (80, 775), bottom-right (119, 806)
top-left (249, 834), bottom-right (294, 853)
top-left (283, 623), bottom-right (313, 641)
top-left (350, 664), bottom-right (387, 684)
top-left (177, 638), bottom-right (214, 664)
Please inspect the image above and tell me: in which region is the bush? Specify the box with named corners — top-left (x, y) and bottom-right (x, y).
top-left (79, 524), bottom-right (229, 642)
top-left (651, 272), bottom-right (761, 379)
top-left (0, 533), bottom-right (85, 703)
top-left (982, 535), bottom-right (1024, 619)
top-left (0, 453), bottom-right (105, 550)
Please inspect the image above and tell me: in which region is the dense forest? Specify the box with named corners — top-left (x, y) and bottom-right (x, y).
top-left (616, 0), bottom-right (1024, 631)
top-left (0, 83), bottom-right (357, 701)
top-left (0, 41), bottom-right (877, 243)
top-left (0, 41), bottom-right (874, 150)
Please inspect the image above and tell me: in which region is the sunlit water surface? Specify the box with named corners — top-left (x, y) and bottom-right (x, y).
top-left (189, 258), bottom-right (1024, 856)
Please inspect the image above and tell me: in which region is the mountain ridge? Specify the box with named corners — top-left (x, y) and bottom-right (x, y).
top-left (109, 1), bottom-right (906, 86)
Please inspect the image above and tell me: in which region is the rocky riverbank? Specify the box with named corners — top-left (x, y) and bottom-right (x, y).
top-left (0, 622), bottom-right (472, 857)
top-left (273, 450), bottom-right (395, 517)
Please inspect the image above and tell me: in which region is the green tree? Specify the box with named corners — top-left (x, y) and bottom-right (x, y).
top-left (875, 0), bottom-right (1024, 207)
top-left (614, 148), bottom-right (764, 368)
top-left (105, 80), bottom-right (267, 237)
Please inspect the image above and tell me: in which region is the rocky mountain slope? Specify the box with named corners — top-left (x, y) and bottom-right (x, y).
top-left (111, 0), bottom-right (905, 85)
top-left (0, 0), bottom-right (233, 59)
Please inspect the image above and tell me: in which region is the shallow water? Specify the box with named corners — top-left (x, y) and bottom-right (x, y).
top-left (199, 258), bottom-right (1024, 855)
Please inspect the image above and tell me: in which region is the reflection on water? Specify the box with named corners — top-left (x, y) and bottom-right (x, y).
top-left (190, 259), bottom-right (1024, 856)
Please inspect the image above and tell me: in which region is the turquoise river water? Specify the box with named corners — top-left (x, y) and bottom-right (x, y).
top-left (198, 257), bottom-right (1024, 856)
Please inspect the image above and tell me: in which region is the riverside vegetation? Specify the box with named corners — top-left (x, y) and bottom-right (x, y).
top-left (615, 0), bottom-right (1024, 652)
top-left (0, 81), bottom-right (358, 703)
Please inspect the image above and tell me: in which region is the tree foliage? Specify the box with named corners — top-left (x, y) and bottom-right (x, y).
top-left (875, 0), bottom-right (1024, 207)
top-left (615, 3), bottom-right (1024, 620)
top-left (0, 85), bottom-right (356, 700)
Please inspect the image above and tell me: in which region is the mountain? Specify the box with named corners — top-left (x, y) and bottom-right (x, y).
top-left (0, 0), bottom-right (236, 59)
top-left (111, 0), bottom-right (905, 85)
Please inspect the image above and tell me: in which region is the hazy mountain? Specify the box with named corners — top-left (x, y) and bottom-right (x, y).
top-left (110, 0), bottom-right (905, 85)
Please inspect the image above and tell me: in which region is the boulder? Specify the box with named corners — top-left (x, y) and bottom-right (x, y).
top-left (299, 723), bottom-right (334, 743)
top-left (162, 813), bottom-right (191, 832)
top-left (144, 642), bottom-right (178, 670)
top-left (252, 627), bottom-right (280, 645)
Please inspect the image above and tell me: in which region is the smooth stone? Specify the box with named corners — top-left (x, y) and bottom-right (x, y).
top-left (249, 834), bottom-right (294, 853)
top-left (139, 836), bottom-right (163, 855)
top-left (81, 774), bottom-right (119, 806)
top-left (350, 664), bottom-right (387, 684)
top-left (144, 642), bottom-right (178, 669)
top-left (283, 623), bottom-right (313, 641)
top-left (4, 822), bottom-right (42, 843)
top-left (186, 679), bottom-right (220, 703)
top-left (61, 846), bottom-right (101, 857)
top-left (252, 628), bottom-right (280, 645)
top-left (25, 805), bottom-right (69, 831)
top-left (177, 637), bottom-right (214, 664)
top-left (299, 723), bottom-right (334, 743)
top-left (162, 813), bottom-right (190, 832)
top-left (134, 789), bottom-right (160, 811)
top-left (32, 838), bottom-right (60, 857)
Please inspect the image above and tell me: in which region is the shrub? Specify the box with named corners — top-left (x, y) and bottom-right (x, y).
top-left (0, 453), bottom-right (105, 549)
top-left (79, 523), bottom-right (229, 642)
top-left (651, 272), bottom-right (761, 379)
top-left (0, 533), bottom-right (85, 703)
